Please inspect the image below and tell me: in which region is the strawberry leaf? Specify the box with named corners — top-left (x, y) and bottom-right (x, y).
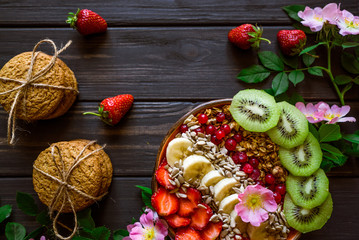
top-left (299, 42), bottom-right (326, 55)
top-left (279, 52), bottom-right (298, 69)
top-left (308, 67), bottom-right (323, 77)
top-left (341, 52), bottom-right (359, 74)
top-left (334, 75), bottom-right (352, 85)
top-left (282, 5), bottom-right (305, 22)
top-left (288, 70), bottom-right (304, 86)
top-left (16, 192), bottom-right (38, 216)
top-left (342, 42), bottom-right (359, 49)
top-left (0, 205), bottom-right (12, 223)
top-left (319, 124), bottom-right (342, 142)
top-left (302, 50), bottom-right (316, 67)
top-left (271, 72), bottom-right (289, 96)
top-left (258, 51), bottom-right (284, 71)
top-left (237, 65), bottom-right (270, 83)
top-left (5, 222), bottom-right (26, 240)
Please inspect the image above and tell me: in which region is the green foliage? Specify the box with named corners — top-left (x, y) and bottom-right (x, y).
top-left (0, 204), bottom-right (12, 223)
top-left (334, 75), bottom-right (352, 85)
top-left (113, 229), bottom-right (129, 240)
top-left (308, 67), bottom-right (323, 76)
top-left (300, 42), bottom-right (326, 55)
top-left (258, 51), bottom-right (284, 71)
top-left (342, 42), bottom-right (359, 48)
top-left (319, 124), bottom-right (342, 142)
top-left (302, 50), bottom-right (316, 67)
top-left (341, 52), bottom-right (359, 74)
top-left (308, 123), bottom-right (320, 141)
top-left (77, 208), bottom-right (96, 230)
top-left (282, 5), bottom-right (305, 22)
top-left (136, 185), bottom-right (153, 209)
top-left (5, 222), bottom-right (26, 240)
top-left (271, 72), bottom-right (289, 96)
top-left (16, 192), bottom-right (39, 216)
top-left (279, 53), bottom-right (298, 69)
top-left (24, 227), bottom-right (45, 240)
top-left (36, 211), bottom-right (51, 226)
top-left (288, 70), bottom-right (305, 86)
top-left (237, 65), bottom-right (270, 83)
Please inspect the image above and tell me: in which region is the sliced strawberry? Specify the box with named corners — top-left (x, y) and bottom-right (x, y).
top-left (175, 227), bottom-right (201, 240)
top-left (190, 203), bottom-right (213, 230)
top-left (177, 198), bottom-right (197, 217)
top-left (165, 214), bottom-right (191, 228)
top-left (186, 187), bottom-right (201, 205)
top-left (151, 187), bottom-right (179, 216)
top-left (155, 160), bottom-right (175, 190)
top-left (201, 221), bottom-right (223, 240)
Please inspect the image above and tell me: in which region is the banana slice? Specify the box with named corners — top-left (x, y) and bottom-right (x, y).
top-left (166, 137), bottom-right (193, 167)
top-left (201, 170), bottom-right (225, 187)
top-left (247, 221), bottom-right (275, 240)
top-left (219, 194), bottom-right (239, 214)
top-left (182, 155), bottom-right (214, 183)
top-left (213, 177), bottom-right (238, 202)
top-left (230, 210), bottom-right (248, 234)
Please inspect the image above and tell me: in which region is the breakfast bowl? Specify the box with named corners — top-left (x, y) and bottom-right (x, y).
top-left (152, 98), bottom-right (301, 240)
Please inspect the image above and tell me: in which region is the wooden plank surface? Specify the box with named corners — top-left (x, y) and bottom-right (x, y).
top-left (0, 0), bottom-right (357, 26)
top-left (0, 28), bottom-right (358, 101)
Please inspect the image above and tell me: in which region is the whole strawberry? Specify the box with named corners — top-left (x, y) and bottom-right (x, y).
top-left (83, 94), bottom-right (134, 126)
top-left (66, 9), bottom-right (107, 35)
top-left (228, 24), bottom-right (271, 50)
top-left (277, 30), bottom-right (307, 56)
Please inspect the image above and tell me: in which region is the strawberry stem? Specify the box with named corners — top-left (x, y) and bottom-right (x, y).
top-left (258, 37), bottom-right (271, 44)
top-left (83, 112), bottom-right (102, 117)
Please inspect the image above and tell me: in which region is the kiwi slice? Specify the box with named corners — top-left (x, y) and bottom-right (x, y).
top-left (230, 89), bottom-right (280, 132)
top-left (286, 169), bottom-right (329, 209)
top-left (279, 132), bottom-right (322, 176)
top-left (267, 101), bottom-right (308, 149)
top-left (284, 193), bottom-right (333, 233)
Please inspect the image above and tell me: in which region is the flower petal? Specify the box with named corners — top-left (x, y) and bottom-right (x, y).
top-left (336, 117), bottom-right (357, 122)
top-left (139, 211), bottom-right (154, 228)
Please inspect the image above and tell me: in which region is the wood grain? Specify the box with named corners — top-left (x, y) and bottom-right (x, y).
top-left (0, 28), bottom-right (358, 102)
top-left (0, 177), bottom-right (358, 239)
top-left (0, 1), bottom-right (357, 26)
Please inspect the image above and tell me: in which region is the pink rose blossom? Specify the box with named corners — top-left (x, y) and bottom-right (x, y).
top-left (315, 102), bottom-right (356, 124)
top-left (322, 3), bottom-right (341, 24)
top-left (123, 208), bottom-right (168, 240)
top-left (295, 102), bottom-right (324, 123)
top-left (336, 10), bottom-right (359, 36)
top-left (298, 6), bottom-right (325, 32)
top-left (235, 185), bottom-right (277, 227)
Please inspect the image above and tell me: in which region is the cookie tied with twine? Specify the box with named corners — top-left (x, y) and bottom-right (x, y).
top-left (0, 39), bottom-right (79, 145)
top-left (33, 140), bottom-right (113, 240)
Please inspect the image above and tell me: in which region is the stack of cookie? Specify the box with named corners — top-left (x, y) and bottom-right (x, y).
top-left (33, 139), bottom-right (113, 213)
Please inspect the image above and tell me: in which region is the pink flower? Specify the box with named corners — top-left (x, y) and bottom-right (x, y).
top-left (322, 3), bottom-right (341, 24)
top-left (235, 185), bottom-right (277, 227)
top-left (315, 102), bottom-right (356, 124)
top-left (295, 102), bottom-right (324, 123)
top-left (298, 6), bottom-right (325, 32)
top-left (123, 208), bottom-right (168, 240)
top-left (336, 10), bottom-right (359, 36)
top-left (29, 237), bottom-right (46, 240)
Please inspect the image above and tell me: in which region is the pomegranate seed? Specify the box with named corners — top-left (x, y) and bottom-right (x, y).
top-left (180, 124), bottom-right (188, 133)
top-left (194, 127), bottom-right (204, 135)
top-left (250, 168), bottom-right (260, 180)
top-left (255, 180), bottom-right (265, 186)
top-left (205, 125), bottom-right (216, 135)
top-left (198, 114), bottom-right (208, 124)
top-left (233, 134), bottom-right (242, 143)
top-left (249, 157), bottom-right (259, 168)
top-left (242, 163), bottom-right (253, 174)
top-left (211, 135), bottom-right (222, 145)
top-left (234, 152), bottom-right (248, 164)
top-left (221, 124), bottom-right (231, 135)
top-left (225, 138), bottom-right (237, 151)
top-left (215, 130), bottom-right (225, 140)
top-left (268, 184), bottom-right (276, 191)
top-left (275, 184), bottom-right (286, 195)
top-left (216, 112), bottom-right (226, 122)
top-left (265, 174), bottom-right (275, 185)
top-left (273, 192), bottom-right (282, 204)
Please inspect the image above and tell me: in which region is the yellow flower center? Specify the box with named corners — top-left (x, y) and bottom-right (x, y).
top-left (324, 113), bottom-right (341, 120)
top-left (344, 18), bottom-right (359, 28)
top-left (246, 194), bottom-right (263, 210)
top-left (144, 227), bottom-right (155, 240)
top-left (314, 15), bottom-right (323, 21)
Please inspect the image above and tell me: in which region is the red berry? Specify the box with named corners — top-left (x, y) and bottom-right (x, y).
top-left (268, 184), bottom-right (276, 191)
top-left (198, 114), bottom-right (208, 124)
top-left (275, 184), bottom-right (286, 195)
top-left (233, 152), bottom-right (247, 164)
top-left (215, 130), bottom-right (225, 140)
top-left (228, 24), bottom-right (270, 50)
top-left (216, 112), bottom-right (226, 122)
top-left (265, 174), bottom-right (275, 185)
top-left (249, 157), bottom-right (259, 168)
top-left (255, 180), bottom-right (265, 186)
top-left (250, 168), bottom-right (260, 180)
top-left (233, 134), bottom-right (242, 143)
top-left (67, 9), bottom-right (107, 36)
top-left (242, 163), bottom-right (253, 174)
top-left (225, 138), bottom-right (237, 151)
top-left (277, 30), bottom-right (307, 56)
top-left (180, 124), bottom-right (188, 133)
top-left (211, 135), bottom-right (221, 145)
top-left (205, 125), bottom-right (216, 135)
top-left (273, 192), bottom-right (282, 204)
top-left (194, 127), bottom-right (204, 135)
top-left (221, 124), bottom-right (231, 135)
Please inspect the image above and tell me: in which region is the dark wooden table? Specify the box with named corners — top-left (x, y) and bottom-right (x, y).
top-left (1, 1), bottom-right (359, 239)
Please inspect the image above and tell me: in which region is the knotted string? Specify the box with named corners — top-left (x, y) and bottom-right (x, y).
top-left (33, 140), bottom-right (108, 240)
top-left (0, 39), bottom-right (79, 145)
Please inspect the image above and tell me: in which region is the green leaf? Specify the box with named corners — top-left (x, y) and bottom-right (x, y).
top-left (353, 76), bottom-right (359, 85)
top-left (263, 88), bottom-right (275, 96)
top-left (319, 124), bottom-right (342, 142)
top-left (271, 72), bottom-right (289, 96)
top-left (302, 50), bottom-right (316, 67)
top-left (320, 158), bottom-right (334, 172)
top-left (135, 185), bottom-right (152, 195)
top-left (77, 208), bottom-right (95, 230)
top-left (320, 143), bottom-right (344, 157)
top-left (288, 70), bottom-right (305, 86)
top-left (258, 51), bottom-right (284, 71)
top-left (237, 65), bottom-right (271, 83)
top-left (342, 42), bottom-right (359, 48)
top-left (142, 191), bottom-right (153, 208)
top-left (300, 42), bottom-right (326, 55)
top-left (5, 222), bottom-right (26, 240)
top-left (16, 192), bottom-right (39, 216)
top-left (289, 92), bottom-right (305, 105)
top-left (279, 52), bottom-right (298, 69)
top-left (113, 229), bottom-right (129, 240)
top-left (0, 204), bottom-right (12, 223)
top-left (24, 226), bottom-right (44, 240)
top-left (308, 123), bottom-right (320, 141)
top-left (334, 75), bottom-right (352, 85)
top-left (282, 5), bottom-right (305, 22)
top-left (355, 46), bottom-right (359, 59)
top-left (341, 52), bottom-right (359, 74)
top-left (343, 133), bottom-right (359, 144)
top-left (36, 210), bottom-right (51, 226)
top-left (73, 236), bottom-right (93, 240)
top-left (308, 67), bottom-right (323, 76)
top-left (274, 92), bottom-right (290, 103)
top-left (323, 151), bottom-right (347, 166)
top-left (91, 226), bottom-right (111, 240)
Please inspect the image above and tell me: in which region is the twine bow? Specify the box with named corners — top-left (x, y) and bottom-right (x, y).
top-left (0, 39), bottom-right (79, 145)
top-left (33, 140), bottom-right (108, 240)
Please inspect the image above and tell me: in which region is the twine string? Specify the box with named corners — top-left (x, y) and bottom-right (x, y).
top-left (33, 141), bottom-right (107, 240)
top-left (0, 39), bottom-right (79, 145)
